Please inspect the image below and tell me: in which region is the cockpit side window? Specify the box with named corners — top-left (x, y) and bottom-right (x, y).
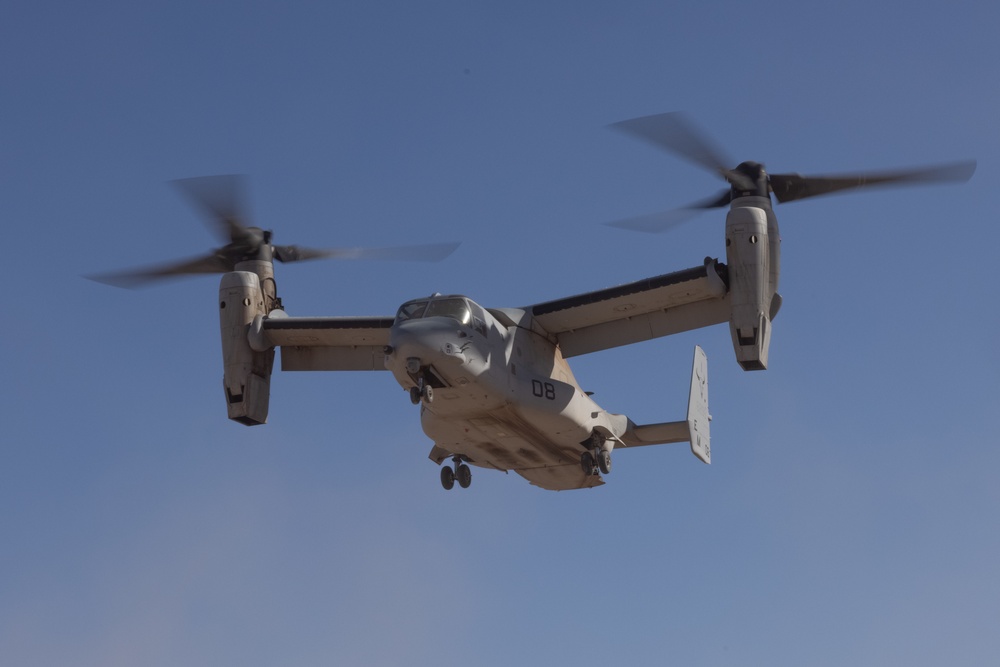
top-left (467, 301), bottom-right (488, 337)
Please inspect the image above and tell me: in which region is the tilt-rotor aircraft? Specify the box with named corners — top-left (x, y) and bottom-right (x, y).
top-left (95, 113), bottom-right (975, 491)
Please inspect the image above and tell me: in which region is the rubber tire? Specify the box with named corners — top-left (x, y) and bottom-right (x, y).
top-left (598, 450), bottom-right (612, 475)
top-left (456, 464), bottom-right (472, 489)
top-left (410, 387), bottom-right (421, 405)
top-left (440, 465), bottom-right (455, 490)
top-left (580, 451), bottom-right (595, 475)
top-left (423, 385), bottom-right (434, 403)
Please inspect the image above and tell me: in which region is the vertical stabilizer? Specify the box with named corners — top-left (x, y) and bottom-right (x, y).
top-left (620, 345), bottom-right (712, 464)
top-left (688, 345), bottom-right (711, 463)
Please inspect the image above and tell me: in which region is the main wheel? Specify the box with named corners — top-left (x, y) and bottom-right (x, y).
top-left (456, 464), bottom-right (472, 489)
top-left (598, 450), bottom-right (612, 475)
top-left (580, 451), bottom-right (595, 475)
top-left (423, 385), bottom-right (435, 403)
top-left (440, 465), bottom-right (455, 490)
top-left (409, 387), bottom-right (421, 405)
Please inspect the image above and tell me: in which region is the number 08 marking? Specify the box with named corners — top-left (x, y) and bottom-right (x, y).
top-left (532, 380), bottom-right (556, 400)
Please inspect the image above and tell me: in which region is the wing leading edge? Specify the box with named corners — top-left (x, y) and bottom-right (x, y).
top-left (526, 259), bottom-right (730, 357)
top-left (262, 316), bottom-right (393, 371)
top-left (258, 259), bottom-right (728, 369)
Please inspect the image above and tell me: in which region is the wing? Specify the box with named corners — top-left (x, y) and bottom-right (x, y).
top-left (261, 316), bottom-right (393, 371)
top-left (526, 260), bottom-right (730, 357)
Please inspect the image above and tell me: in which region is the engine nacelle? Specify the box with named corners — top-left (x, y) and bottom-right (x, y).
top-left (725, 201), bottom-right (772, 371)
top-left (219, 271), bottom-right (274, 425)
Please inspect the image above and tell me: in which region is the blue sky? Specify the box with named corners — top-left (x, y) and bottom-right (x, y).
top-left (2, 1), bottom-right (998, 665)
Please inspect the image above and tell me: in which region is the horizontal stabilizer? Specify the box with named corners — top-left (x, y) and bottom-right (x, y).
top-left (630, 421), bottom-right (688, 445)
top-left (620, 345), bottom-right (711, 463)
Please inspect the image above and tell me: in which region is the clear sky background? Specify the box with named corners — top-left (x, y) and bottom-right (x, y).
top-left (2, 2), bottom-right (998, 665)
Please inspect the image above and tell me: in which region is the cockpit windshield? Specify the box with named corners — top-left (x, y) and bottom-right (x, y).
top-left (424, 298), bottom-right (471, 325)
top-left (395, 300), bottom-right (428, 322)
top-left (395, 296), bottom-right (488, 336)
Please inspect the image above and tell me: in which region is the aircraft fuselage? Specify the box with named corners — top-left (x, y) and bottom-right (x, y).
top-left (384, 295), bottom-right (625, 487)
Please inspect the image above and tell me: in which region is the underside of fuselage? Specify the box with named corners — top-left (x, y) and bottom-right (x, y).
top-left (421, 406), bottom-right (605, 491)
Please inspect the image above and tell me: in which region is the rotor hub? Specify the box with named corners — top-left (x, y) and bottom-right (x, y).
top-left (731, 161), bottom-right (769, 199)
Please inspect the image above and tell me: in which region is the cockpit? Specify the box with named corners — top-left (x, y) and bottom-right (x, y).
top-left (395, 295), bottom-right (488, 337)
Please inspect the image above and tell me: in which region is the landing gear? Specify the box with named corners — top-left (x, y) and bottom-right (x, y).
top-left (580, 432), bottom-right (612, 477)
top-left (406, 357), bottom-right (436, 405)
top-left (440, 456), bottom-right (472, 490)
top-left (409, 381), bottom-right (434, 405)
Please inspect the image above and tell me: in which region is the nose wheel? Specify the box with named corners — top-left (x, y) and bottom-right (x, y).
top-left (406, 358), bottom-right (436, 405)
top-left (409, 379), bottom-right (434, 405)
top-left (440, 456), bottom-right (472, 490)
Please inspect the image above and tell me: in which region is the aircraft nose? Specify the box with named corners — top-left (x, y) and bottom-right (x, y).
top-left (388, 319), bottom-right (467, 369)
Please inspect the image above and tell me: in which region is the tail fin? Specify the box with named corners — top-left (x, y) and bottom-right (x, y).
top-left (622, 345), bottom-right (711, 463)
top-left (687, 345), bottom-right (711, 463)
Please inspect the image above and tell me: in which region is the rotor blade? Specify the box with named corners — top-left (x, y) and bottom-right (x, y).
top-left (272, 244), bottom-right (335, 263)
top-left (171, 175), bottom-right (251, 243)
top-left (610, 112), bottom-right (753, 189)
top-left (769, 160), bottom-right (976, 204)
top-left (86, 252), bottom-right (232, 288)
top-left (314, 242), bottom-right (461, 263)
top-left (607, 190), bottom-right (731, 233)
